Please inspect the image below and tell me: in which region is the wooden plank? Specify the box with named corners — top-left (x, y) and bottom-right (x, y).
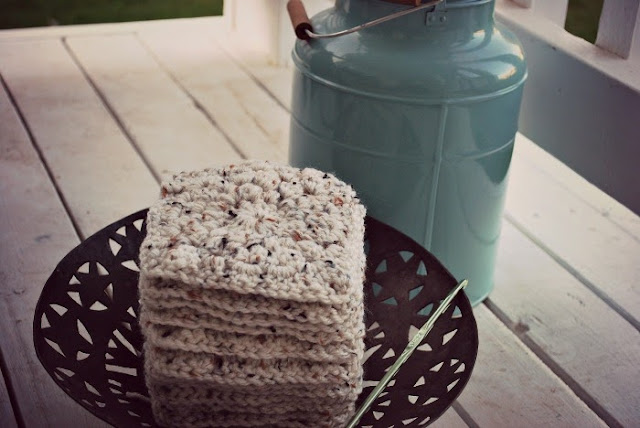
top-left (490, 220), bottom-right (640, 426)
top-left (495, 0), bottom-right (640, 216)
top-left (0, 367), bottom-right (18, 428)
top-left (457, 306), bottom-right (606, 427)
top-left (65, 34), bottom-right (241, 179)
top-left (138, 24), bottom-right (289, 162)
top-left (0, 39), bottom-right (158, 237)
top-left (220, 37), bottom-right (295, 110)
top-left (511, 136), bottom-right (640, 242)
top-left (0, 75), bottom-right (109, 428)
top-left (506, 135), bottom-right (640, 326)
top-left (429, 409), bottom-right (467, 428)
top-left (430, 407), bottom-right (468, 428)
top-left (596, 0), bottom-right (640, 59)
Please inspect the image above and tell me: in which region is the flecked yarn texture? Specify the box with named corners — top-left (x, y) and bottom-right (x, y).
top-left (138, 161), bottom-right (366, 428)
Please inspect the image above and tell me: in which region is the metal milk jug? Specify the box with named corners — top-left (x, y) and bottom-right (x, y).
top-left (288, 0), bottom-right (527, 305)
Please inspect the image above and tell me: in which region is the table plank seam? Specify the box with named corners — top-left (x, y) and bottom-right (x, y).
top-left (483, 299), bottom-right (619, 428)
top-left (0, 73), bottom-right (85, 241)
top-left (504, 212), bottom-right (640, 332)
top-left (216, 41), bottom-right (291, 114)
top-left (61, 37), bottom-right (163, 184)
top-left (0, 348), bottom-right (23, 428)
top-left (134, 32), bottom-right (248, 161)
top-left (518, 156), bottom-right (640, 245)
top-left (451, 401), bottom-right (478, 428)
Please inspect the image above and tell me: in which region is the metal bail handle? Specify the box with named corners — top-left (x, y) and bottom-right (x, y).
top-left (287, 0), bottom-right (444, 40)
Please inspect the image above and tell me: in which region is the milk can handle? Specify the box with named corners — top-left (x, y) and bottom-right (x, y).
top-left (287, 0), bottom-right (314, 40)
top-left (287, 0), bottom-right (444, 40)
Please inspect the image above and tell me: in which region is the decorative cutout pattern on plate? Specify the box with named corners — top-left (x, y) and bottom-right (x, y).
top-left (34, 211), bottom-right (478, 427)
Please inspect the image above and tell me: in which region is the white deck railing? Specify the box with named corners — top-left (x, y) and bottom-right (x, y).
top-left (225, 0), bottom-right (640, 216)
top-left (513, 0), bottom-right (639, 58)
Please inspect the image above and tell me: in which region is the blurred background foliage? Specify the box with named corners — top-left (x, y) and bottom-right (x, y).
top-left (566, 0), bottom-right (604, 43)
top-left (1, 0), bottom-right (604, 45)
top-left (0, 0), bottom-right (224, 29)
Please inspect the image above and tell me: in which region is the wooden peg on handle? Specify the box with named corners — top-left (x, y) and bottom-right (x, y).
top-left (287, 0), bottom-right (313, 40)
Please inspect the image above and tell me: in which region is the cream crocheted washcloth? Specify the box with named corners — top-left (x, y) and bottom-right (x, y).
top-left (139, 162), bottom-right (366, 305)
top-left (152, 403), bottom-right (352, 428)
top-left (138, 161), bottom-right (367, 428)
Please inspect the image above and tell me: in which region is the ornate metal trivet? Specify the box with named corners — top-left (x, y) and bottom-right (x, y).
top-left (34, 210), bottom-right (478, 427)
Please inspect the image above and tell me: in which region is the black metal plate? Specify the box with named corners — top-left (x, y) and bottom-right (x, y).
top-left (33, 210), bottom-right (478, 427)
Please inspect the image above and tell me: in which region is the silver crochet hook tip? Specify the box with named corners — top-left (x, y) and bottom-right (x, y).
top-left (345, 279), bottom-right (469, 428)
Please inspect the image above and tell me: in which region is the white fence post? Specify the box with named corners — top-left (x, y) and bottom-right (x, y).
top-left (509, 0), bottom-right (568, 26)
top-left (223, 0), bottom-right (286, 65)
top-left (596, 0), bottom-right (640, 59)
top-left (223, 0), bottom-right (333, 66)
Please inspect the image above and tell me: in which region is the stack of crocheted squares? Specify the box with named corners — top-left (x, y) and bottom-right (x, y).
top-left (138, 161), bottom-right (366, 428)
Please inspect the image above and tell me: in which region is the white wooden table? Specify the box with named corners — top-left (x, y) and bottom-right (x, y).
top-left (1, 16), bottom-right (639, 428)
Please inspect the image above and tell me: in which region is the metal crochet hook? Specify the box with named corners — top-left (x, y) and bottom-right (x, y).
top-left (287, 0), bottom-right (444, 40)
top-left (345, 279), bottom-right (469, 428)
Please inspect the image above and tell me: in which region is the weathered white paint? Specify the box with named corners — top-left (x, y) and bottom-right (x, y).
top-left (223, 0), bottom-right (284, 64)
top-left (596, 0), bottom-right (640, 59)
top-left (506, 134), bottom-right (640, 325)
top-left (493, 221), bottom-right (640, 426)
top-left (456, 306), bottom-right (606, 427)
top-left (139, 26), bottom-right (289, 162)
top-left (510, 0), bottom-right (568, 26)
top-left (0, 78), bottom-right (109, 428)
top-left (512, 135), bottom-right (640, 241)
top-left (0, 367), bottom-right (17, 428)
top-left (0, 39), bottom-right (157, 237)
top-left (219, 35), bottom-right (296, 109)
top-left (66, 34), bottom-right (241, 179)
top-left (533, 0), bottom-right (568, 26)
top-left (224, 0), bottom-right (333, 66)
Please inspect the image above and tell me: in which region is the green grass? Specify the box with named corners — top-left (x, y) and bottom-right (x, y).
top-left (565, 0), bottom-right (604, 43)
top-left (0, 0), bottom-right (223, 29)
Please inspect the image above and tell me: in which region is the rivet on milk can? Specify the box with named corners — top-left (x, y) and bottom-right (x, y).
top-left (287, 0), bottom-right (527, 305)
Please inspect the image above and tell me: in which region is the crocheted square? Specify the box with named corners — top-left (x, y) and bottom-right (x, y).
top-left (146, 381), bottom-right (356, 412)
top-left (144, 346), bottom-right (362, 387)
top-left (140, 276), bottom-right (363, 327)
top-left (139, 299), bottom-right (363, 345)
top-left (152, 402), bottom-right (351, 428)
top-left (144, 324), bottom-right (363, 363)
top-left (147, 379), bottom-right (361, 403)
top-left (139, 162), bottom-right (366, 305)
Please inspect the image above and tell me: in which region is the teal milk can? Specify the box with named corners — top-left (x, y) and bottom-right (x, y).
top-left (288, 0), bottom-right (527, 305)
